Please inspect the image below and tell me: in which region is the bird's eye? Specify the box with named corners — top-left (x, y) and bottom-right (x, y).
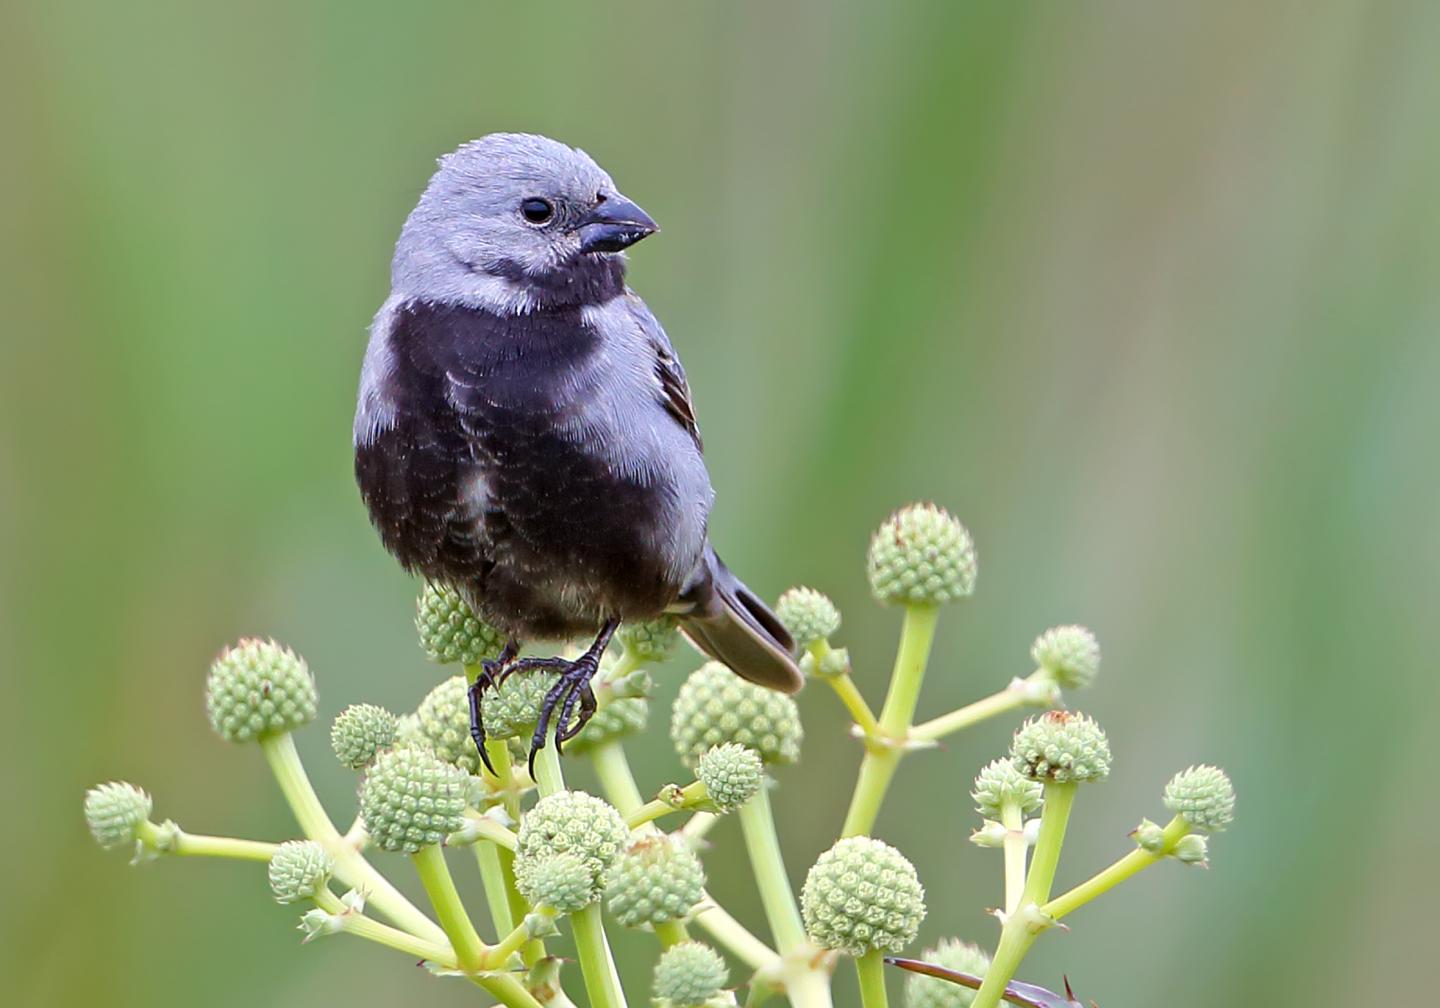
top-left (520, 198), bottom-right (554, 224)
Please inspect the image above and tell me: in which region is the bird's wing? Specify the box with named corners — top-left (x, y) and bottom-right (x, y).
top-left (626, 293), bottom-right (703, 452)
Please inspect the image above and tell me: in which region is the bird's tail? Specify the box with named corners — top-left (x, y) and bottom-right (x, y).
top-left (677, 545), bottom-right (804, 694)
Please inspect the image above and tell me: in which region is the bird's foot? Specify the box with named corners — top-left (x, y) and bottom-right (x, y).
top-left (468, 640), bottom-right (519, 776)
top-left (524, 619), bottom-right (620, 780)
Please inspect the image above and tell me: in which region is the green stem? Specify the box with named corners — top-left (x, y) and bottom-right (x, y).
top-left (474, 842), bottom-right (516, 936)
top-left (532, 738), bottom-right (565, 797)
top-left (499, 844), bottom-right (545, 967)
top-left (314, 889), bottom-right (458, 967)
top-left (485, 910), bottom-right (552, 968)
top-left (462, 812), bottom-right (518, 850)
top-left (999, 802), bottom-right (1027, 916)
top-left (571, 903), bottom-right (628, 1008)
top-left (827, 672), bottom-right (880, 737)
top-left (653, 918), bottom-right (690, 947)
top-left (473, 975), bottom-right (546, 1008)
top-left (692, 895), bottom-right (777, 970)
top-left (681, 811), bottom-right (718, 844)
top-left (968, 917), bottom-right (1040, 1008)
top-left (259, 732), bottom-right (446, 944)
top-left (855, 949), bottom-right (889, 1008)
top-left (841, 605), bottom-right (939, 837)
top-left (412, 844), bottom-right (489, 973)
top-left (136, 821), bottom-right (277, 862)
top-left (591, 741), bottom-right (646, 816)
top-left (910, 688), bottom-right (1027, 743)
top-left (1021, 783), bottom-right (1076, 907)
top-left (624, 798), bottom-right (676, 830)
top-left (1043, 815), bottom-right (1189, 921)
top-left (737, 784), bottom-right (806, 954)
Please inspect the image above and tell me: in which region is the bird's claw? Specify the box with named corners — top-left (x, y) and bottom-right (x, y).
top-left (526, 655), bottom-right (601, 780)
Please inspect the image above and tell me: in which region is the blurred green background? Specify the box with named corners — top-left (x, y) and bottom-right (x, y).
top-left (5, 1), bottom-right (1437, 1005)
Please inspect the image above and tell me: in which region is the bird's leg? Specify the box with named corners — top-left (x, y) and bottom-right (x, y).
top-left (469, 638), bottom-right (519, 775)
top-left (526, 618), bottom-right (620, 778)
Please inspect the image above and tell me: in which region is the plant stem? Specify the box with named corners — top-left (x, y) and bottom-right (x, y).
top-left (591, 741), bottom-right (646, 816)
top-left (1021, 783), bottom-right (1076, 907)
top-left (737, 784), bottom-right (806, 955)
top-left (625, 798), bottom-right (676, 830)
top-left (968, 916), bottom-right (1040, 1008)
top-left (473, 975), bottom-right (546, 1008)
top-left (999, 802), bottom-right (1027, 916)
top-left (485, 910), bottom-right (552, 968)
top-left (692, 895), bottom-right (777, 970)
top-left (314, 888), bottom-right (458, 966)
top-left (855, 949), bottom-right (889, 1008)
top-left (136, 821), bottom-right (277, 861)
top-left (259, 732), bottom-right (447, 944)
top-left (412, 844), bottom-right (489, 973)
top-left (681, 811), bottom-right (718, 844)
top-left (571, 903), bottom-right (628, 1008)
top-left (462, 812), bottom-right (518, 850)
top-left (910, 687), bottom-right (1027, 743)
top-left (474, 841), bottom-right (516, 935)
top-left (827, 672), bottom-right (880, 737)
top-left (653, 919), bottom-right (690, 947)
top-left (840, 606), bottom-right (939, 837)
top-left (532, 739), bottom-right (565, 797)
top-left (1043, 815), bottom-right (1190, 921)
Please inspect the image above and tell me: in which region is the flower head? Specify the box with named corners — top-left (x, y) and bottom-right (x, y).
top-left (801, 836), bottom-right (926, 956)
top-left (1010, 711), bottom-right (1112, 784)
top-left (671, 662), bottom-right (802, 769)
top-left (867, 504), bottom-right (977, 607)
top-left (971, 758), bottom-right (1044, 818)
top-left (775, 587), bottom-right (841, 650)
top-left (608, 835), bottom-right (706, 928)
top-left (415, 583), bottom-right (505, 665)
top-left (268, 840), bottom-right (333, 904)
top-left (205, 639), bottom-right (317, 743)
top-left (359, 745), bottom-right (468, 853)
top-left (696, 742), bottom-right (764, 813)
top-left (1030, 625), bottom-right (1100, 690)
top-left (616, 616), bottom-right (680, 665)
top-left (654, 942), bottom-right (729, 1008)
top-left (516, 790), bottom-right (628, 888)
top-left (85, 782), bottom-right (152, 849)
top-left (904, 937), bottom-right (992, 1008)
top-left (563, 695), bottom-right (649, 755)
top-left (1163, 765), bottom-right (1235, 832)
top-left (330, 703), bottom-right (398, 769)
top-left (411, 675), bottom-right (486, 774)
top-left (514, 851), bottom-right (597, 914)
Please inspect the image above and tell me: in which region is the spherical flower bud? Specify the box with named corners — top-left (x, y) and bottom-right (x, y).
top-left (267, 840), bottom-right (333, 904)
top-left (205, 639), bottom-right (317, 743)
top-left (801, 836), bottom-right (926, 956)
top-left (514, 851), bottom-right (597, 914)
top-left (516, 790), bottom-right (628, 886)
top-left (1173, 833), bottom-right (1210, 866)
top-left (1009, 711), bottom-right (1112, 784)
top-left (482, 668), bottom-right (566, 741)
top-left (616, 616), bottom-right (681, 664)
top-left (1163, 765), bottom-right (1235, 832)
top-left (970, 758), bottom-right (1044, 818)
top-left (412, 675), bottom-right (484, 774)
top-left (1030, 625), bottom-right (1100, 690)
top-left (415, 583), bottom-right (505, 666)
top-left (85, 782), bottom-right (152, 849)
top-left (775, 587), bottom-right (841, 650)
top-left (867, 504), bottom-right (977, 607)
top-left (563, 695), bottom-right (649, 756)
top-left (330, 703), bottom-right (398, 769)
top-left (696, 742), bottom-right (764, 813)
top-left (904, 937), bottom-right (992, 1008)
top-left (654, 941), bottom-right (729, 1007)
top-left (608, 835), bottom-right (706, 928)
top-left (671, 662), bottom-right (802, 769)
top-left (359, 745), bottom-right (468, 853)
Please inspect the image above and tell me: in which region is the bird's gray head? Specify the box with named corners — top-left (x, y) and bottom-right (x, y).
top-left (391, 133), bottom-right (658, 312)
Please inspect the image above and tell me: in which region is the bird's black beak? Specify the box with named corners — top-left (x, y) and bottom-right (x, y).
top-left (574, 194), bottom-right (658, 254)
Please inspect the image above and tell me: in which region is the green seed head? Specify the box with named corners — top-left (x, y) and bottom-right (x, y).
top-left (330, 703), bottom-right (399, 769)
top-left (801, 836), bottom-right (926, 957)
top-left (483, 668), bottom-right (568, 741)
top-left (562, 695), bottom-right (650, 755)
top-left (205, 639), bottom-right (317, 743)
top-left (1163, 765), bottom-right (1235, 833)
top-left (696, 742), bottom-right (764, 813)
top-left (359, 745), bottom-right (468, 853)
top-left (970, 758), bottom-right (1044, 818)
top-left (412, 675), bottom-right (483, 774)
top-left (415, 583), bottom-right (505, 666)
top-left (267, 840), bottom-right (333, 904)
top-left (654, 941), bottom-right (729, 1008)
top-left (514, 850), bottom-right (598, 914)
top-left (1010, 711), bottom-right (1112, 784)
top-left (867, 504), bottom-right (977, 607)
top-left (607, 835), bottom-right (706, 928)
top-left (84, 782), bottom-right (152, 849)
top-left (516, 790), bottom-right (629, 886)
top-left (671, 662), bottom-right (803, 769)
top-left (616, 616), bottom-right (681, 664)
top-left (775, 587), bottom-right (841, 650)
top-left (1030, 625), bottom-right (1100, 690)
top-left (904, 937), bottom-right (991, 1008)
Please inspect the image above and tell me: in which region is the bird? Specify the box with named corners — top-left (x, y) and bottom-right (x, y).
top-left (353, 133), bottom-right (803, 774)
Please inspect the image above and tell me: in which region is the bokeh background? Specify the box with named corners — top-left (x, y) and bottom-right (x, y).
top-left (5, 2), bottom-right (1438, 1005)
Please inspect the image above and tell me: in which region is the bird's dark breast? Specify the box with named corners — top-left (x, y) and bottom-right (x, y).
top-left (355, 299), bottom-right (682, 639)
